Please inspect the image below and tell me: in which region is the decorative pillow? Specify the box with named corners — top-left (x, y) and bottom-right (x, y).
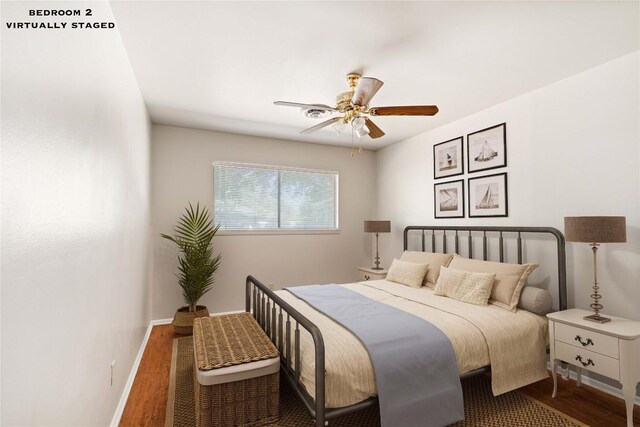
top-left (447, 254), bottom-right (539, 312)
top-left (386, 258), bottom-right (429, 288)
top-left (518, 286), bottom-right (553, 315)
top-left (399, 251), bottom-right (453, 287)
top-left (434, 266), bottom-right (495, 305)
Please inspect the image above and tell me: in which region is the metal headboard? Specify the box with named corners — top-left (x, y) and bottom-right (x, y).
top-left (403, 225), bottom-right (567, 311)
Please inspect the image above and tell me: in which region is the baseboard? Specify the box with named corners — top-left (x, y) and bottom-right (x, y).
top-left (553, 364), bottom-right (640, 406)
top-left (109, 321), bottom-right (156, 427)
top-left (109, 310), bottom-right (244, 427)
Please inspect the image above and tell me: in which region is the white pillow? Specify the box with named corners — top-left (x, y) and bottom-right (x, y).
top-left (386, 258), bottom-right (429, 288)
top-left (400, 251), bottom-right (454, 287)
top-left (447, 254), bottom-right (539, 312)
top-left (434, 266), bottom-right (496, 306)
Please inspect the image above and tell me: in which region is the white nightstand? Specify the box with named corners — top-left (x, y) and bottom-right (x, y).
top-left (547, 309), bottom-right (640, 427)
top-left (357, 267), bottom-right (388, 281)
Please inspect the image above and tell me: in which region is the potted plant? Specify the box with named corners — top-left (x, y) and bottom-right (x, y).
top-left (161, 202), bottom-right (221, 335)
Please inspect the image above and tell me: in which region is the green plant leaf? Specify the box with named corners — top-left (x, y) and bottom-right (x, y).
top-left (161, 202), bottom-right (222, 311)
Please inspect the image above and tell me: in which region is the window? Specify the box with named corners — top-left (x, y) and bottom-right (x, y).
top-left (213, 162), bottom-right (338, 232)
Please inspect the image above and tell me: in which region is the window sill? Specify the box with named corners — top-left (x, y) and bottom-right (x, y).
top-left (218, 229), bottom-right (340, 236)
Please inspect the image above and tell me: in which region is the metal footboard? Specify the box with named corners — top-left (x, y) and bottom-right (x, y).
top-left (246, 276), bottom-right (377, 426)
top-left (245, 275), bottom-right (325, 424)
top-left (244, 276), bottom-right (313, 425)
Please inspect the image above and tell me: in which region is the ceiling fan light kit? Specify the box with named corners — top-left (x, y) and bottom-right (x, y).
top-left (355, 126), bottom-right (370, 138)
top-left (351, 116), bottom-right (366, 130)
top-left (333, 120), bottom-right (346, 135)
top-left (274, 72), bottom-right (439, 140)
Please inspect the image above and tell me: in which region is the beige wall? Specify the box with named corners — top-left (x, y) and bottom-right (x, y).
top-left (376, 52), bottom-right (640, 396)
top-left (151, 125), bottom-right (377, 318)
top-left (1, 2), bottom-right (152, 425)
top-left (376, 52), bottom-right (639, 320)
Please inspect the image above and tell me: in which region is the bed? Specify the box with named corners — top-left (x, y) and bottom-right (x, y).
top-left (245, 225), bottom-right (567, 426)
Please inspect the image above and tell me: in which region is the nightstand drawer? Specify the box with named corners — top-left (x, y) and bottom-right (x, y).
top-left (357, 268), bottom-right (387, 281)
top-left (555, 341), bottom-right (620, 380)
top-left (358, 271), bottom-right (386, 281)
top-left (555, 322), bottom-right (619, 358)
top-left (358, 270), bottom-right (372, 281)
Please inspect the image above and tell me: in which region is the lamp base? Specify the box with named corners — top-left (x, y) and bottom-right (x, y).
top-left (370, 266), bottom-right (384, 270)
top-left (583, 314), bottom-right (611, 323)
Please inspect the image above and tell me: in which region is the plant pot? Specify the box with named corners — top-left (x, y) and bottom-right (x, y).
top-left (172, 305), bottom-right (210, 335)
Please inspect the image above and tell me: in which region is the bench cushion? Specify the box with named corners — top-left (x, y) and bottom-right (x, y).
top-left (195, 353), bottom-right (279, 386)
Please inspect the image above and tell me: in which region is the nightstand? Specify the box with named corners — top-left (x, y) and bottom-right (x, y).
top-left (357, 267), bottom-right (388, 281)
top-left (547, 309), bottom-right (640, 427)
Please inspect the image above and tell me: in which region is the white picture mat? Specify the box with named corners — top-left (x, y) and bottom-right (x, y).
top-left (468, 124), bottom-right (506, 172)
top-left (469, 173), bottom-right (507, 217)
top-left (435, 180), bottom-right (464, 218)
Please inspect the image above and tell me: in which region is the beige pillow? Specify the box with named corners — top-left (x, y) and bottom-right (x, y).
top-left (386, 258), bottom-right (429, 288)
top-left (399, 251), bottom-right (454, 287)
top-left (447, 254), bottom-right (539, 312)
top-left (434, 266), bottom-right (496, 305)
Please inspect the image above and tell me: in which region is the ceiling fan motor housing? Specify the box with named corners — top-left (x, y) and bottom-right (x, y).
top-left (303, 108), bottom-right (331, 119)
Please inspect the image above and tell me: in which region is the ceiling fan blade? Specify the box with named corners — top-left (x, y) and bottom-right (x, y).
top-left (351, 77), bottom-right (384, 106)
top-left (364, 118), bottom-right (385, 139)
top-left (300, 117), bottom-right (341, 134)
top-left (274, 101), bottom-right (337, 111)
top-left (369, 105), bottom-right (439, 116)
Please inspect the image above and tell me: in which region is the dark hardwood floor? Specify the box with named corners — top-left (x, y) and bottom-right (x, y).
top-left (120, 324), bottom-right (639, 427)
top-left (521, 374), bottom-right (639, 426)
top-left (120, 325), bottom-right (182, 426)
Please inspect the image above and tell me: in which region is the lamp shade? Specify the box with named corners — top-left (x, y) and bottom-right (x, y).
top-left (564, 216), bottom-right (626, 243)
top-left (364, 220), bottom-right (391, 233)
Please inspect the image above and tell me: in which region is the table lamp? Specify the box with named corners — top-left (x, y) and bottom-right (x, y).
top-left (364, 220), bottom-right (391, 270)
top-left (564, 216), bottom-right (626, 323)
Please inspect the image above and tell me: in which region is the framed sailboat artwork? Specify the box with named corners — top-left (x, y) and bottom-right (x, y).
top-left (434, 179), bottom-right (465, 218)
top-left (433, 137), bottom-right (464, 179)
top-left (468, 173), bottom-right (508, 218)
top-left (467, 123), bottom-right (507, 173)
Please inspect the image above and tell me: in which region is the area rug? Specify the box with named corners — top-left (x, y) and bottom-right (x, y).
top-left (166, 337), bottom-right (588, 427)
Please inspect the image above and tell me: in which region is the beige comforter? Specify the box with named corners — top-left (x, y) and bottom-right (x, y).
top-left (275, 279), bottom-right (548, 408)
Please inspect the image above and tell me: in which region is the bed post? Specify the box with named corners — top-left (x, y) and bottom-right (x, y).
top-left (551, 228), bottom-right (568, 311)
top-left (314, 331), bottom-right (326, 426)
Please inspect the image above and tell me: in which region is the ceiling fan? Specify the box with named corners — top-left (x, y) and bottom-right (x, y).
top-left (274, 73), bottom-right (439, 139)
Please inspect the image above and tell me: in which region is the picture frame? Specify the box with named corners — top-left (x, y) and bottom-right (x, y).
top-left (433, 136), bottom-right (464, 179)
top-left (468, 173), bottom-right (508, 218)
top-left (434, 179), bottom-right (464, 219)
top-left (467, 123), bottom-right (507, 173)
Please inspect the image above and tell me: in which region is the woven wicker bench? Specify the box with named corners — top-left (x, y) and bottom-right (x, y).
top-left (193, 312), bottom-right (280, 427)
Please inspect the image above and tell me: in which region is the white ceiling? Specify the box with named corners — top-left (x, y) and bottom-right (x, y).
top-left (110, 1), bottom-right (639, 150)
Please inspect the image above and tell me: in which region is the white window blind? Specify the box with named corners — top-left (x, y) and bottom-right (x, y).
top-left (213, 162), bottom-right (338, 231)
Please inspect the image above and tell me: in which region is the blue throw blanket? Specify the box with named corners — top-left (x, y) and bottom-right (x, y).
top-left (286, 284), bottom-right (464, 427)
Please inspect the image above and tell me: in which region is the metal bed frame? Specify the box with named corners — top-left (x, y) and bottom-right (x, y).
top-left (245, 225), bottom-right (567, 426)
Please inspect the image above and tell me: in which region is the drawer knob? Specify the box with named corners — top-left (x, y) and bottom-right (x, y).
top-left (574, 335), bottom-right (594, 347)
top-left (364, 275), bottom-right (370, 280)
top-left (575, 355), bottom-right (594, 367)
